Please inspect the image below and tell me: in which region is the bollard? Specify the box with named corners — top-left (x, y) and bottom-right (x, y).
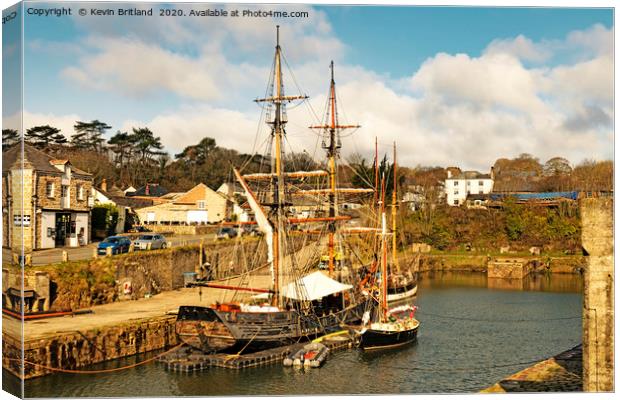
top-left (147, 242), bottom-right (152, 250)
top-left (106, 247), bottom-right (113, 257)
top-left (129, 243), bottom-right (134, 253)
top-left (167, 241), bottom-right (172, 249)
top-left (62, 250), bottom-right (68, 263)
top-left (199, 240), bottom-right (204, 267)
top-left (92, 248), bottom-right (98, 259)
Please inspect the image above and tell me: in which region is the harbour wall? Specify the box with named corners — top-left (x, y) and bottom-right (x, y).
top-left (416, 254), bottom-right (584, 275)
top-left (3, 315), bottom-right (177, 380)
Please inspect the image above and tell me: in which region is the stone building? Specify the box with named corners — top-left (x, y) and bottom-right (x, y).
top-left (2, 144), bottom-right (94, 257)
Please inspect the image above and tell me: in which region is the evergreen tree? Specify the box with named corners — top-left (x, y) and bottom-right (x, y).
top-left (25, 125), bottom-right (65, 149)
top-left (71, 120), bottom-right (111, 152)
top-left (2, 129), bottom-right (19, 151)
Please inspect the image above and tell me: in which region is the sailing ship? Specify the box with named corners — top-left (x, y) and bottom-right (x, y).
top-left (358, 177), bottom-right (420, 350)
top-left (357, 143), bottom-right (418, 304)
top-left (176, 27), bottom-right (375, 354)
top-left (386, 143), bottom-right (418, 303)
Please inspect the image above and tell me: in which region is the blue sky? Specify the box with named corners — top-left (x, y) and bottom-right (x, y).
top-left (2, 2), bottom-right (614, 170)
top-left (324, 7), bottom-right (613, 75)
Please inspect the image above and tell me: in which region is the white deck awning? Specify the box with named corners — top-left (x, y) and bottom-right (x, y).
top-left (281, 271), bottom-right (353, 301)
top-left (253, 271), bottom-right (353, 301)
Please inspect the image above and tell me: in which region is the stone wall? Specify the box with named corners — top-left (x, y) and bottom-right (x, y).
top-left (488, 258), bottom-right (533, 279)
top-left (418, 255), bottom-right (488, 272)
top-left (25, 239), bottom-right (284, 311)
top-left (581, 198), bottom-right (613, 392)
top-left (2, 315), bottom-right (177, 379)
top-left (416, 254), bottom-right (584, 275)
top-left (115, 246), bottom-right (198, 300)
top-left (143, 224), bottom-right (215, 235)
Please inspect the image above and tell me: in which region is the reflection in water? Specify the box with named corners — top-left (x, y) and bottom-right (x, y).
top-left (421, 271), bottom-right (583, 293)
top-left (13, 271), bottom-right (583, 397)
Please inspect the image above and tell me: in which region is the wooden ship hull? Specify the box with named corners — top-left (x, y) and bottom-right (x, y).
top-left (176, 303), bottom-right (366, 353)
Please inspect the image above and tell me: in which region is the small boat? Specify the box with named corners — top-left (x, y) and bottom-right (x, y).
top-left (358, 305), bottom-right (419, 350)
top-left (284, 342), bottom-right (330, 368)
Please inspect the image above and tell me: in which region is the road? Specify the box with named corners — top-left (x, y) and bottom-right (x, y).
top-left (3, 233), bottom-right (218, 266)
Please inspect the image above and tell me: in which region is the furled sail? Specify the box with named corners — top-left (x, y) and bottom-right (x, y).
top-left (233, 168), bottom-right (275, 285)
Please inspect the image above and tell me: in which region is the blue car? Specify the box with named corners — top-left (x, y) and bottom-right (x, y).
top-left (98, 236), bottom-right (132, 255)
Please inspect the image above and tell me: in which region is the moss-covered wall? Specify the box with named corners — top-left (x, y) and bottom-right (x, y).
top-left (2, 315), bottom-right (177, 380)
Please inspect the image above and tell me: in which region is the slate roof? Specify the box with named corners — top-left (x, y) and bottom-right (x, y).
top-left (2, 143), bottom-right (91, 177)
top-left (447, 170), bottom-right (492, 180)
top-left (126, 183), bottom-right (168, 197)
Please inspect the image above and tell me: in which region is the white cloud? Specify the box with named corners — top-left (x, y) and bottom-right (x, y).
top-left (61, 5), bottom-right (344, 104)
top-left (484, 34), bottom-right (550, 63)
top-left (4, 111), bottom-right (83, 138)
top-left (31, 16), bottom-right (614, 171)
top-left (119, 105), bottom-right (261, 157)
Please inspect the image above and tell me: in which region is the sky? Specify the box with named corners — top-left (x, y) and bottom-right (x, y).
top-left (2, 1), bottom-right (614, 171)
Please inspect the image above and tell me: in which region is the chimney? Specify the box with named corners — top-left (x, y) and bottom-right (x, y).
top-left (447, 170), bottom-right (452, 179)
top-left (145, 184), bottom-right (150, 196)
top-left (490, 166), bottom-right (495, 180)
top-left (100, 178), bottom-right (107, 192)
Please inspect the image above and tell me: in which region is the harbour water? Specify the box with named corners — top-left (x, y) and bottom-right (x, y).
top-left (7, 272), bottom-right (583, 396)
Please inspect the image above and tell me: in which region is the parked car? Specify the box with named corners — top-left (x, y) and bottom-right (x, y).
top-left (128, 225), bottom-right (151, 233)
top-left (133, 234), bottom-right (167, 250)
top-left (242, 225), bottom-right (262, 236)
top-left (216, 227), bottom-right (238, 239)
top-left (97, 236), bottom-right (132, 255)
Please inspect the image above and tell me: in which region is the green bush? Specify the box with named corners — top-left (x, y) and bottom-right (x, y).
top-left (91, 204), bottom-right (119, 237)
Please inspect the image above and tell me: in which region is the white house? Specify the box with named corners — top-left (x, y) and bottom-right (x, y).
top-left (445, 169), bottom-right (494, 206)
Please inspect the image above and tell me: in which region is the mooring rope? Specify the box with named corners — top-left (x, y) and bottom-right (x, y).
top-left (415, 310), bottom-right (581, 323)
top-left (6, 343), bottom-right (185, 375)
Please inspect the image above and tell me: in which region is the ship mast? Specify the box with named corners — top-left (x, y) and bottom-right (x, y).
top-left (380, 175), bottom-right (388, 322)
top-left (310, 61), bottom-right (360, 275)
top-left (327, 61), bottom-right (338, 275)
top-left (392, 142), bottom-right (400, 273)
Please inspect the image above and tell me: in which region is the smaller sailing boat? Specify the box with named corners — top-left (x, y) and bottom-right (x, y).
top-left (358, 176), bottom-right (420, 351)
top-left (386, 143), bottom-right (417, 303)
top-left (358, 142), bottom-right (417, 304)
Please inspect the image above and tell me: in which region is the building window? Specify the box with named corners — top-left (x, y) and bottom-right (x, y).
top-left (466, 181), bottom-right (471, 186)
top-left (454, 190), bottom-right (459, 195)
top-left (197, 201), bottom-right (206, 209)
top-left (479, 190), bottom-right (484, 194)
top-left (453, 181), bottom-right (458, 186)
top-left (453, 200), bottom-right (459, 205)
top-left (61, 185), bottom-right (69, 198)
top-left (479, 180), bottom-right (484, 186)
top-left (13, 215), bottom-right (30, 226)
top-left (46, 182), bottom-right (55, 198)
top-left (77, 185), bottom-right (84, 200)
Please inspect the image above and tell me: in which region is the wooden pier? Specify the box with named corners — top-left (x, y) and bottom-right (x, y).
top-left (158, 331), bottom-right (357, 372)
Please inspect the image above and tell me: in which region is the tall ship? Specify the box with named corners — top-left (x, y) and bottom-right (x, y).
top-left (176, 27), bottom-right (375, 353)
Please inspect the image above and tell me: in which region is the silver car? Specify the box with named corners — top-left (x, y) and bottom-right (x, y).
top-left (133, 234), bottom-right (167, 250)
